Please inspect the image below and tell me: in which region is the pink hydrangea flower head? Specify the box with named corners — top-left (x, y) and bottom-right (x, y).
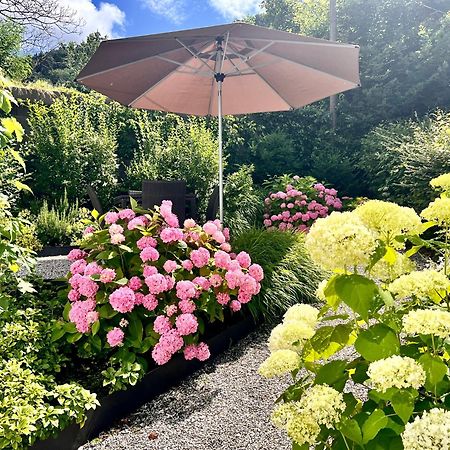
top-left (69, 273), bottom-right (83, 289)
top-left (68, 289), bottom-right (80, 302)
top-left (70, 259), bottom-right (87, 275)
top-left (111, 233), bottom-right (125, 245)
top-left (69, 299), bottom-right (96, 333)
top-left (182, 260), bottom-right (194, 271)
top-left (143, 265), bottom-right (158, 277)
top-left (228, 260), bottom-right (241, 271)
top-left (175, 313), bottom-right (198, 336)
top-left (83, 226), bottom-right (95, 236)
top-left (213, 219), bottom-right (222, 230)
top-left (160, 200), bottom-right (180, 227)
top-left (166, 304), bottom-right (178, 317)
top-left (109, 286), bottom-right (135, 313)
top-left (209, 274), bottom-right (223, 288)
top-left (152, 343), bottom-right (172, 365)
top-left (107, 327), bottom-right (124, 347)
top-left (249, 264), bottom-right (264, 282)
top-left (84, 262), bottom-right (102, 276)
top-left (86, 310), bottom-right (99, 325)
top-left (263, 219), bottom-right (272, 227)
top-left (184, 218), bottom-right (196, 228)
top-left (240, 274), bottom-right (258, 294)
top-left (140, 246), bottom-right (160, 262)
top-left (178, 299), bottom-right (196, 314)
top-left (225, 270), bottom-right (244, 290)
top-left (137, 235), bottom-right (157, 250)
top-left (236, 251), bottom-right (251, 269)
top-left (193, 276), bottom-right (210, 291)
top-left (142, 294), bottom-right (158, 311)
top-left (68, 249), bottom-right (87, 262)
top-left (238, 290), bottom-right (253, 304)
top-left (118, 209), bottom-right (135, 221)
top-left (176, 280), bottom-right (197, 300)
top-left (163, 260), bottom-right (178, 273)
top-left (108, 224), bottom-right (123, 235)
top-left (203, 221), bottom-right (218, 235)
top-left (216, 292), bottom-right (230, 305)
top-left (223, 228), bottom-right (230, 241)
top-left (78, 276), bottom-right (99, 297)
top-left (196, 342), bottom-right (210, 361)
top-left (230, 300), bottom-right (241, 312)
top-left (145, 273), bottom-right (168, 295)
top-left (214, 250), bottom-right (231, 270)
top-left (128, 276), bottom-right (143, 291)
top-left (158, 329), bottom-right (184, 353)
top-left (190, 247), bottom-right (210, 268)
top-left (128, 217), bottom-right (146, 230)
top-left (134, 292), bottom-right (144, 305)
top-left (212, 230), bottom-right (225, 244)
top-left (100, 268), bottom-right (116, 283)
top-left (105, 211), bottom-right (119, 224)
top-left (160, 227), bottom-right (184, 243)
top-left (165, 275), bottom-right (175, 290)
top-left (183, 344), bottom-right (198, 360)
top-left (219, 242), bottom-right (231, 252)
top-left (154, 315), bottom-right (172, 335)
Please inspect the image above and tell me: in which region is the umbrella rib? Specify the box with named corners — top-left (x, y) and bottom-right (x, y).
top-left (228, 36), bottom-right (358, 48)
top-left (77, 38), bottom-right (212, 81)
top-left (176, 38), bottom-right (215, 74)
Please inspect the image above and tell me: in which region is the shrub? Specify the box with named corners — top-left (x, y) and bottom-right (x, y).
top-left (223, 165), bottom-right (264, 234)
top-left (25, 92), bottom-right (119, 205)
top-left (35, 192), bottom-right (91, 246)
top-left (259, 174), bottom-right (450, 449)
top-left (232, 228), bottom-right (323, 320)
top-left (55, 200), bottom-right (263, 392)
top-left (126, 113), bottom-right (219, 217)
top-left (360, 110), bottom-right (450, 211)
top-left (262, 174), bottom-right (346, 232)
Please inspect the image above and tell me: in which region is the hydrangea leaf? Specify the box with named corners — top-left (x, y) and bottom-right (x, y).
top-left (362, 409), bottom-right (388, 443)
top-left (355, 324), bottom-right (400, 362)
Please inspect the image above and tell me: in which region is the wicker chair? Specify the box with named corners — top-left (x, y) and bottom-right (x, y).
top-left (142, 180), bottom-right (187, 222)
top-left (205, 186), bottom-right (219, 222)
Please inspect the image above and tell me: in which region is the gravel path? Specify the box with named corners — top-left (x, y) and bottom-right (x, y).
top-left (80, 327), bottom-right (291, 450)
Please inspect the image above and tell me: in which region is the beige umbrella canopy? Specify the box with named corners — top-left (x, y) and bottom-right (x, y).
top-left (77, 22), bottom-right (360, 220)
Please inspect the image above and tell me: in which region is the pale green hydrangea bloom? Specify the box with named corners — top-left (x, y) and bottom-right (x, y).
top-left (430, 173), bottom-right (450, 192)
top-left (272, 385), bottom-right (345, 447)
top-left (402, 408), bottom-right (450, 450)
top-left (258, 349), bottom-right (301, 378)
top-left (370, 253), bottom-right (415, 282)
top-left (283, 304), bottom-right (319, 328)
top-left (355, 200), bottom-right (422, 247)
top-left (367, 355), bottom-right (426, 392)
top-left (315, 279), bottom-right (328, 301)
top-left (305, 211), bottom-right (377, 272)
top-left (421, 197), bottom-right (450, 227)
top-left (388, 269), bottom-right (450, 301)
top-left (402, 309), bottom-right (450, 339)
top-left (268, 321), bottom-right (315, 353)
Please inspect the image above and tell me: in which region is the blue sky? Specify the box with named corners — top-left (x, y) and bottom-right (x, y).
top-left (62, 0), bottom-right (263, 42)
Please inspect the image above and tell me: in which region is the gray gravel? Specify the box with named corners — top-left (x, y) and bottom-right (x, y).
top-left (80, 327), bottom-right (291, 450)
top-left (30, 256), bottom-right (70, 279)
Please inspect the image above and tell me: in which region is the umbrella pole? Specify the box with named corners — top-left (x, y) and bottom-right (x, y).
top-left (218, 77), bottom-right (224, 222)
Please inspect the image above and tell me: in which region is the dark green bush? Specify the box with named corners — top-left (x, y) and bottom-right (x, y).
top-left (224, 165), bottom-right (264, 233)
top-left (359, 110), bottom-right (450, 210)
top-left (232, 228), bottom-right (324, 321)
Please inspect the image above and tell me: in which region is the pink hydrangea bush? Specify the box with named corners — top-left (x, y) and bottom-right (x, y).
top-left (263, 175), bottom-right (346, 232)
top-left (62, 200), bottom-right (263, 391)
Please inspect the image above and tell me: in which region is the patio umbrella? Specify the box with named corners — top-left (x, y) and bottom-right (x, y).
top-left (77, 22), bottom-right (360, 221)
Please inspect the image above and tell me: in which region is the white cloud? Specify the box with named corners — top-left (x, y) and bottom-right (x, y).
top-left (59, 0), bottom-right (126, 41)
top-left (140, 0), bottom-right (186, 24)
top-left (207, 0), bottom-right (262, 20)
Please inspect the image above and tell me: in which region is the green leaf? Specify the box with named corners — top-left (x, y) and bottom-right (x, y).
top-left (1, 117), bottom-right (24, 141)
top-left (323, 274), bottom-right (341, 308)
top-left (8, 148), bottom-right (25, 170)
top-left (391, 389), bottom-right (416, 424)
top-left (128, 313), bottom-right (143, 347)
top-left (0, 89), bottom-right (12, 113)
top-left (13, 180), bottom-right (32, 193)
top-left (314, 360), bottom-right (348, 390)
top-left (99, 304), bottom-right (118, 319)
top-left (67, 332), bottom-right (83, 343)
top-left (138, 337), bottom-right (156, 354)
top-left (91, 209), bottom-right (99, 219)
top-left (91, 320), bottom-right (100, 336)
top-left (338, 418), bottom-right (363, 445)
top-left (419, 353), bottom-right (447, 390)
top-left (355, 323), bottom-right (400, 362)
top-left (362, 409), bottom-right (388, 444)
top-left (51, 324), bottom-right (66, 342)
top-left (305, 323), bottom-right (354, 361)
top-left (405, 245), bottom-right (422, 258)
top-left (334, 274), bottom-right (378, 321)
top-left (130, 196), bottom-right (138, 209)
top-left (383, 246), bottom-right (398, 264)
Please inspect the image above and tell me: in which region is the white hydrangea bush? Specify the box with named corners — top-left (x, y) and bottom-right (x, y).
top-left (259, 174), bottom-right (450, 449)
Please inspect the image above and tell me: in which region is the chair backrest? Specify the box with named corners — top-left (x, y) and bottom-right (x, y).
top-left (86, 185), bottom-right (103, 215)
top-left (205, 185), bottom-right (219, 222)
top-left (142, 180), bottom-right (187, 222)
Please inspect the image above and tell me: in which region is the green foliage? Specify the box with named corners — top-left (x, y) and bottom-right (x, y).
top-left (223, 165), bottom-right (264, 234)
top-left (0, 20), bottom-right (31, 81)
top-left (125, 113), bottom-right (219, 216)
top-left (360, 110), bottom-right (450, 211)
top-left (25, 92), bottom-right (119, 205)
top-left (35, 192), bottom-right (90, 246)
top-left (31, 32), bottom-right (104, 88)
top-left (232, 228), bottom-right (323, 320)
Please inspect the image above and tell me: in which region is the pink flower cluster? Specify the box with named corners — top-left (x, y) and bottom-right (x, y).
top-left (263, 177), bottom-right (344, 232)
top-left (66, 200), bottom-right (264, 372)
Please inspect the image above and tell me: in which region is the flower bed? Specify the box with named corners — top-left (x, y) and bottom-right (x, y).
top-left (262, 175), bottom-right (345, 232)
top-left (53, 200), bottom-right (263, 393)
top-left (259, 174), bottom-right (450, 449)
